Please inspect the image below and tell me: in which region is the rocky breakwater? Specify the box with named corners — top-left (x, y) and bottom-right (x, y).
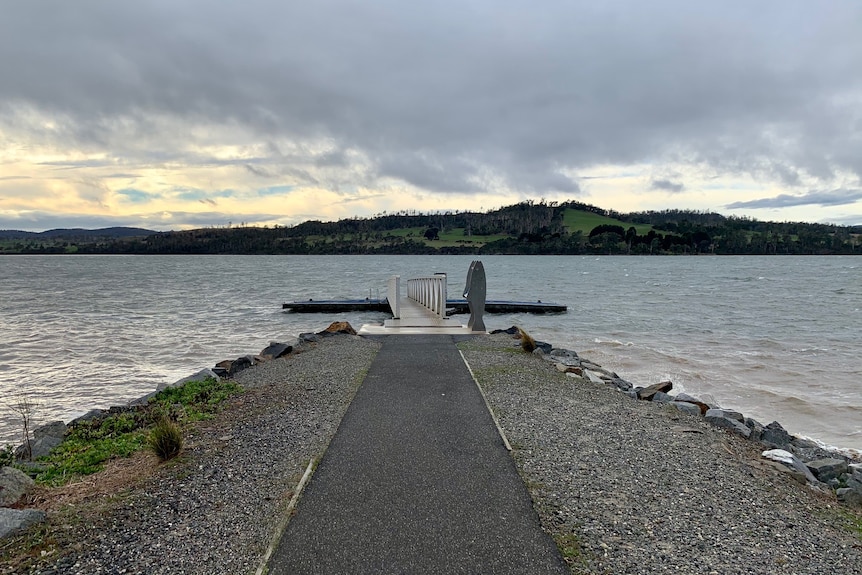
top-left (496, 326), bottom-right (862, 507)
top-left (0, 321), bottom-right (360, 542)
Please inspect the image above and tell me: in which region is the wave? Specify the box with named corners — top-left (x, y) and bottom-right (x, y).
top-left (591, 338), bottom-right (634, 347)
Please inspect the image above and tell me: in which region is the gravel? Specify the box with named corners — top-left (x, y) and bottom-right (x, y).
top-left (10, 332), bottom-right (862, 574)
top-left (14, 334), bottom-right (379, 575)
top-left (460, 334), bottom-right (862, 575)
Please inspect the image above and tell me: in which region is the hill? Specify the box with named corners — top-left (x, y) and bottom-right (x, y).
top-left (0, 202), bottom-right (858, 255)
top-left (0, 227), bottom-right (155, 240)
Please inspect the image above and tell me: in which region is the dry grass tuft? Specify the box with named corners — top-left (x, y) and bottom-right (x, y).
top-left (148, 417), bottom-right (183, 461)
top-left (518, 327), bottom-right (537, 353)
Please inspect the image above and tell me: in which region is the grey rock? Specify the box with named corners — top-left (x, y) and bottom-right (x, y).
top-left (69, 409), bottom-right (105, 426)
top-left (705, 408), bottom-right (744, 423)
top-left (0, 507), bottom-right (46, 539)
top-left (761, 421), bottom-right (792, 449)
top-left (673, 402), bottom-right (702, 416)
top-left (744, 417), bottom-right (764, 442)
top-left (611, 377), bottom-right (633, 392)
top-left (259, 342), bottom-right (293, 361)
top-left (550, 348), bottom-right (578, 359)
top-left (761, 449), bottom-right (819, 485)
top-left (544, 354), bottom-right (581, 367)
top-left (673, 394), bottom-right (709, 416)
top-left (580, 360), bottom-right (604, 372)
top-left (791, 437), bottom-right (819, 449)
top-left (761, 460), bottom-right (811, 485)
top-left (531, 347), bottom-right (547, 356)
top-left (555, 363), bottom-right (582, 376)
top-left (805, 458), bottom-right (849, 483)
top-left (214, 357), bottom-right (255, 377)
top-left (0, 466), bottom-right (35, 506)
top-left (490, 326), bottom-right (520, 335)
top-left (584, 370), bottom-right (606, 384)
top-left (705, 410), bottom-right (751, 438)
top-left (698, 393), bottom-right (722, 409)
top-left (637, 381), bottom-right (673, 401)
top-left (33, 420), bottom-right (67, 440)
top-left (534, 341), bottom-right (553, 354)
top-left (299, 332), bottom-right (321, 342)
top-left (28, 435), bottom-right (64, 460)
top-left (791, 445), bottom-right (835, 463)
top-left (651, 391), bottom-right (674, 403)
top-left (836, 488), bottom-right (862, 506)
top-left (158, 368), bottom-right (219, 391)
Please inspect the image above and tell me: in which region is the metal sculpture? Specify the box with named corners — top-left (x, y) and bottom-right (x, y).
top-left (463, 260), bottom-right (486, 332)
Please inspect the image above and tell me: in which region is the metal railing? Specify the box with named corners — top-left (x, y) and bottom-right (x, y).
top-left (387, 275), bottom-right (401, 318)
top-left (407, 273), bottom-right (447, 318)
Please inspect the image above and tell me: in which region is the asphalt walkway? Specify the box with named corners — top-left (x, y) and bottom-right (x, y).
top-left (266, 335), bottom-right (568, 574)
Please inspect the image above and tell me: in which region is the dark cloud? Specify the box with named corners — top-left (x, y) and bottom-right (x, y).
top-left (1, 1), bottom-right (861, 203)
top-left (726, 189), bottom-right (862, 209)
top-left (651, 179), bottom-right (685, 193)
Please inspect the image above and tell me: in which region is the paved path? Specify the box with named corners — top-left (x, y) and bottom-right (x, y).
top-left (267, 335), bottom-right (568, 574)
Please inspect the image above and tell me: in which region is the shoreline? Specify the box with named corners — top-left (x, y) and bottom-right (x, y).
top-left (3, 328), bottom-right (861, 573)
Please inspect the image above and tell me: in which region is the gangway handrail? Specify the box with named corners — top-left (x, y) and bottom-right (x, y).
top-left (387, 275), bottom-right (401, 318)
top-left (406, 273), bottom-right (448, 319)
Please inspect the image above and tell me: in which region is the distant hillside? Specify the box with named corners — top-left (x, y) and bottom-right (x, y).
top-left (0, 202), bottom-right (859, 255)
top-left (0, 227), bottom-right (156, 240)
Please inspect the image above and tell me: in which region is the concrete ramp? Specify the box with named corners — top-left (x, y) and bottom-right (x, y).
top-left (265, 335), bottom-right (567, 574)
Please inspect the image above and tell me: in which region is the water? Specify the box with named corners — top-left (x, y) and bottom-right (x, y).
top-left (0, 255), bottom-right (859, 452)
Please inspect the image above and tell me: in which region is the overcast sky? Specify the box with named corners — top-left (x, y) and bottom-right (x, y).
top-left (1, 0), bottom-right (861, 231)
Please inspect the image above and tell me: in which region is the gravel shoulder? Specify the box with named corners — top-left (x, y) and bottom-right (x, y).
top-left (7, 335), bottom-right (379, 575)
top-left (7, 332), bottom-right (861, 575)
top-left (460, 334), bottom-right (862, 575)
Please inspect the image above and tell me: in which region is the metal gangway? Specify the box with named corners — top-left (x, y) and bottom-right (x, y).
top-left (360, 264), bottom-right (486, 335)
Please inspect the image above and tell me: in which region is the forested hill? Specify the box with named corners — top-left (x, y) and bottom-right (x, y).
top-left (1, 201), bottom-right (860, 255)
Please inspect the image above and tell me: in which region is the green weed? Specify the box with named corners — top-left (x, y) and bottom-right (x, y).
top-left (31, 377), bottom-right (241, 486)
top-left (152, 377), bottom-right (241, 422)
top-left (36, 431), bottom-right (146, 486)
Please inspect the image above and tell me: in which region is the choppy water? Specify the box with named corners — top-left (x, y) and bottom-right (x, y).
top-left (0, 255), bottom-right (859, 451)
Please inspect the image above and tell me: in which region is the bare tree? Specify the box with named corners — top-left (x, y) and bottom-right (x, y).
top-left (7, 394), bottom-right (38, 461)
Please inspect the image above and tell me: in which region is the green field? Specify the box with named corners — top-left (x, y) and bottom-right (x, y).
top-left (372, 210), bottom-right (652, 246)
top-left (385, 226), bottom-right (509, 247)
top-left (561, 209), bottom-right (653, 235)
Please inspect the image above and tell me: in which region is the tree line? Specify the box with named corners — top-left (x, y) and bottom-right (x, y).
top-left (2, 201), bottom-right (859, 255)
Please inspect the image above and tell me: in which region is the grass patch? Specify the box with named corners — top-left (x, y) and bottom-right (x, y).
top-left (30, 377), bottom-right (241, 486)
top-left (562, 208), bottom-right (652, 235)
top-left (152, 377), bottom-right (242, 422)
top-left (838, 508), bottom-right (862, 542)
top-left (36, 431), bottom-right (146, 486)
top-left (553, 531), bottom-right (592, 573)
top-left (457, 342), bottom-right (521, 354)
